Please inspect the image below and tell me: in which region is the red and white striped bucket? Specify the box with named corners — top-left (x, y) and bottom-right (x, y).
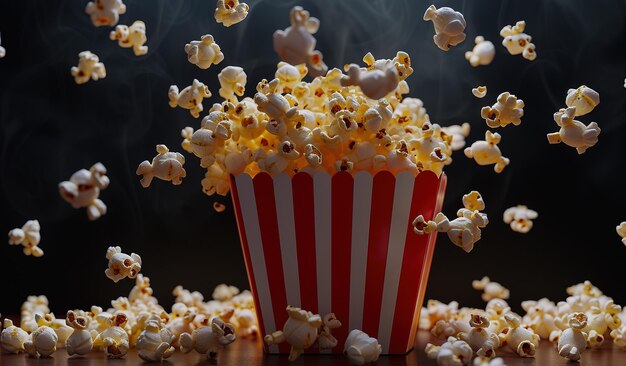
top-left (229, 170), bottom-right (447, 354)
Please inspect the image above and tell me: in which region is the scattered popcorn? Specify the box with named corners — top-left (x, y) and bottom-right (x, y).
top-left (8, 219), bottom-right (42, 257)
top-left (464, 131), bottom-right (510, 173)
top-left (611, 325), bottom-right (626, 350)
top-left (617, 222), bottom-right (626, 245)
top-left (136, 319), bottom-right (176, 361)
top-left (480, 92), bottom-right (524, 128)
top-left (65, 311), bottom-right (93, 356)
top-left (547, 106), bottom-right (600, 154)
top-left (71, 51), bottom-right (106, 84)
top-left (499, 314), bottom-right (539, 357)
top-left (500, 21), bottom-right (536, 61)
top-left (46, 313), bottom-right (74, 349)
top-left (442, 123), bottom-right (471, 151)
top-left (179, 318), bottom-right (236, 360)
top-left (234, 308), bottom-right (258, 338)
top-left (432, 319), bottom-right (472, 339)
top-left (59, 162), bottom-right (109, 221)
top-left (136, 144), bottom-right (186, 187)
top-left (472, 277), bottom-right (510, 302)
top-left (473, 357), bottom-right (507, 366)
top-left (214, 0), bottom-right (249, 27)
top-left (93, 313), bottom-right (130, 358)
top-left (344, 329), bottom-right (382, 365)
top-left (565, 85), bottom-right (600, 116)
top-left (341, 51), bottom-right (413, 100)
top-left (213, 284), bottom-right (240, 302)
top-left (185, 35), bottom-right (224, 70)
top-left (425, 336), bottom-right (473, 366)
top-left (173, 285), bottom-right (204, 307)
top-left (521, 298), bottom-right (559, 339)
top-left (104, 246), bottom-right (142, 283)
top-left (0, 33), bottom-right (5, 58)
top-left (1, 319), bottom-right (29, 354)
top-left (169, 79), bottom-right (212, 117)
top-left (24, 314), bottom-right (58, 358)
top-left (503, 205), bottom-right (538, 233)
top-left (423, 5), bottom-right (467, 51)
top-left (85, 0), bottom-right (126, 27)
top-left (472, 86), bottom-right (487, 99)
top-left (20, 295), bottom-right (50, 333)
top-left (109, 20), bottom-right (148, 56)
top-left (556, 313), bottom-right (587, 361)
top-left (273, 6), bottom-right (327, 77)
top-left (458, 314), bottom-right (500, 358)
top-left (465, 37), bottom-right (495, 67)
top-left (218, 66), bottom-right (247, 102)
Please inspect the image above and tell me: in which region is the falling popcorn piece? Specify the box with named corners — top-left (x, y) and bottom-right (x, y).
top-left (213, 202), bottom-right (226, 213)
top-left (85, 0), bottom-right (126, 27)
top-left (169, 79), bottom-right (212, 118)
top-left (273, 6), bottom-right (327, 77)
top-left (137, 145), bottom-right (186, 188)
top-left (472, 86), bottom-right (487, 98)
top-left (71, 51), bottom-right (106, 84)
top-left (179, 318), bottom-right (236, 360)
top-left (480, 92), bottom-right (524, 128)
top-left (59, 162), bottom-right (109, 221)
top-left (185, 35), bottom-right (224, 70)
top-left (341, 51), bottom-right (413, 100)
top-left (218, 66), bottom-right (247, 102)
top-left (109, 20), bottom-right (148, 56)
top-left (472, 277), bottom-right (510, 301)
top-left (547, 106), bottom-right (600, 154)
top-left (105, 246), bottom-right (142, 283)
top-left (617, 222), bottom-right (626, 245)
top-left (65, 311), bottom-right (93, 356)
top-left (565, 85), bottom-right (600, 116)
top-left (503, 205), bottom-right (538, 233)
top-left (425, 336), bottom-right (473, 366)
top-left (344, 329), bottom-right (381, 365)
top-left (214, 0), bottom-right (249, 27)
top-left (464, 131), bottom-right (510, 173)
top-left (24, 314), bottom-right (58, 358)
top-left (423, 5), bottom-right (467, 51)
top-left (500, 21), bottom-right (536, 61)
top-left (8, 220), bottom-right (43, 257)
top-left (465, 36), bottom-right (495, 67)
top-left (557, 313), bottom-right (588, 361)
top-left (0, 33), bottom-right (5, 58)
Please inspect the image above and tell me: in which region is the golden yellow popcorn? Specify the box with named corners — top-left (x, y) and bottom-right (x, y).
top-left (8, 220), bottom-right (42, 257)
top-left (565, 85), bottom-right (600, 116)
top-left (218, 66), bottom-right (247, 102)
top-left (472, 277), bottom-right (510, 302)
top-left (85, 0), bottom-right (126, 27)
top-left (617, 222), bottom-right (626, 245)
top-left (109, 20), bottom-right (148, 56)
top-left (214, 0), bottom-right (249, 27)
top-left (480, 92), bottom-right (524, 128)
top-left (472, 86), bottom-right (487, 98)
top-left (500, 21), bottom-right (536, 61)
top-left (464, 131), bottom-right (510, 173)
top-left (425, 336), bottom-right (473, 366)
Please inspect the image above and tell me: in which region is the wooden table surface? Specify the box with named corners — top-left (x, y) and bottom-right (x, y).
top-left (1, 330), bottom-right (625, 365)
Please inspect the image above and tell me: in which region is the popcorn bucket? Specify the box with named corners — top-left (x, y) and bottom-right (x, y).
top-left (229, 170), bottom-right (447, 354)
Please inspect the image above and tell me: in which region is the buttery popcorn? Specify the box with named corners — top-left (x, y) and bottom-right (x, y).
top-left (617, 222), bottom-right (626, 245)
top-left (85, 0), bottom-right (126, 27)
top-left (503, 205), bottom-right (538, 233)
top-left (8, 219), bottom-right (43, 257)
top-left (472, 277), bottom-right (510, 302)
top-left (218, 66), bottom-right (247, 102)
top-left (110, 20), bottom-right (148, 56)
top-left (425, 336), bottom-right (473, 366)
top-left (500, 21), bottom-right (536, 61)
top-left (214, 0), bottom-right (249, 27)
top-left (565, 86), bottom-right (599, 116)
top-left (472, 86), bottom-right (487, 99)
top-left (480, 92), bottom-right (524, 128)
top-left (423, 5), bottom-right (467, 51)
top-left (71, 51), bottom-right (106, 84)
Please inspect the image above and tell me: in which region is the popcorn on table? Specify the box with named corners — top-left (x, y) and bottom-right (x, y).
top-left (24, 313), bottom-right (58, 358)
top-left (185, 35), bottom-right (224, 70)
top-left (65, 310), bottom-right (93, 356)
top-left (136, 144), bottom-right (186, 187)
top-left (465, 37), bottom-right (495, 67)
top-left (105, 246), bottom-right (142, 283)
top-left (110, 20), bottom-right (148, 56)
top-left (480, 92), bottom-right (524, 128)
top-left (547, 106), bottom-right (600, 154)
top-left (1, 319), bottom-right (29, 354)
top-left (423, 5), bottom-right (467, 51)
top-left (503, 205), bottom-right (538, 233)
top-left (473, 357), bottom-right (507, 366)
top-left (499, 314), bottom-right (539, 357)
top-left (136, 320), bottom-right (176, 361)
top-left (458, 314), bottom-right (500, 358)
top-left (341, 51), bottom-right (413, 100)
top-left (179, 318), bottom-right (236, 360)
top-left (556, 312), bottom-right (588, 361)
top-left (214, 0), bottom-right (249, 27)
top-left (59, 162), bottom-right (109, 221)
top-left (8, 219), bottom-right (43, 257)
top-left (617, 222), bottom-right (626, 245)
top-left (71, 51), bottom-right (106, 84)
top-left (472, 277), bottom-right (510, 302)
top-left (93, 313), bottom-right (130, 358)
top-left (169, 79), bottom-right (212, 118)
top-left (344, 329), bottom-right (382, 365)
top-left (218, 66), bottom-right (247, 102)
top-left (425, 336), bottom-right (473, 366)
top-left (500, 21), bottom-right (536, 61)
top-left (85, 0), bottom-right (126, 27)
top-left (472, 86), bottom-right (487, 99)
top-left (464, 131), bottom-right (510, 173)
top-left (565, 85), bottom-right (599, 116)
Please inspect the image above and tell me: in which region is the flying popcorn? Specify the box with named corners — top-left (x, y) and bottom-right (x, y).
top-left (565, 85), bottom-right (600, 116)
top-left (341, 51), bottom-right (413, 100)
top-left (0, 33), bottom-right (5, 58)
top-left (503, 205), bottom-right (538, 233)
top-left (109, 20), bottom-right (148, 56)
top-left (423, 5), bottom-right (467, 51)
top-left (169, 79), bottom-right (212, 118)
top-left (185, 35), bottom-right (224, 70)
top-left (442, 122), bottom-right (471, 151)
top-left (472, 86), bottom-right (487, 99)
top-left (500, 21), bottom-right (536, 61)
top-left (105, 246), bottom-right (142, 283)
top-left (617, 222), bottom-right (626, 245)
top-left (214, 0), bottom-right (249, 27)
top-left (464, 131), bottom-right (510, 173)
top-left (8, 220), bottom-right (42, 257)
top-left (472, 277), bottom-right (510, 301)
top-left (137, 145), bottom-right (186, 188)
top-left (179, 318), bottom-right (236, 360)
top-left (344, 329), bottom-right (381, 365)
top-left (557, 313), bottom-right (588, 361)
top-left (1, 319), bottom-right (29, 354)
top-left (465, 36), bottom-right (495, 67)
top-left (85, 0), bottom-right (126, 27)
top-left (458, 314), bottom-right (500, 358)
top-left (273, 6), bottom-right (327, 77)
top-left (59, 162), bottom-right (109, 221)
top-left (218, 66), bottom-right (247, 102)
top-left (24, 314), bottom-right (58, 358)
top-left (136, 320), bottom-right (176, 361)
top-left (71, 51), bottom-right (106, 84)
top-left (425, 336), bottom-right (473, 366)
top-left (480, 92), bottom-right (524, 128)
top-left (547, 106), bottom-right (600, 154)
top-left (65, 311), bottom-right (93, 356)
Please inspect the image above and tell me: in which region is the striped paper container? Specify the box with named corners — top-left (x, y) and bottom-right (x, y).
top-left (229, 170), bottom-right (447, 354)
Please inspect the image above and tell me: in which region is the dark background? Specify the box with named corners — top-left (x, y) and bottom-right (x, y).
top-left (1, 0), bottom-right (625, 316)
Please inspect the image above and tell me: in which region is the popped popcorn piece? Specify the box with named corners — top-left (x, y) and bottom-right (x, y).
top-left (105, 246), bottom-right (142, 283)
top-left (344, 329), bottom-right (381, 365)
top-left (213, 284), bottom-right (240, 302)
top-left (128, 274), bottom-right (158, 305)
top-left (218, 66), bottom-right (247, 102)
top-left (47, 313), bottom-right (74, 349)
top-left (442, 123), bottom-right (471, 151)
top-left (503, 205), bottom-right (538, 233)
top-left (425, 336), bottom-right (473, 366)
top-left (65, 311), bottom-right (93, 356)
top-left (617, 222), bottom-right (626, 245)
top-left (565, 86), bottom-right (600, 116)
top-left (584, 299), bottom-right (621, 348)
top-left (93, 313), bottom-right (130, 358)
top-left (458, 314), bottom-right (500, 358)
top-left (273, 6), bottom-right (327, 77)
top-left (214, 0), bottom-right (249, 27)
top-left (480, 92), bottom-right (524, 128)
top-left (500, 21), bottom-right (536, 61)
top-left (213, 202), bottom-right (226, 212)
top-left (59, 162), bottom-right (109, 221)
top-left (473, 357), bottom-right (507, 366)
top-left (173, 285), bottom-right (204, 307)
top-left (341, 51), bottom-right (413, 100)
top-left (557, 313), bottom-right (587, 361)
top-left (8, 219), bottom-right (43, 257)
top-left (1, 319), bottom-right (29, 354)
top-left (499, 314), bottom-right (539, 357)
top-left (423, 5), bottom-right (467, 51)
top-left (472, 277), bottom-right (510, 302)
top-left (264, 306), bottom-right (341, 361)
top-left (136, 144), bottom-right (186, 187)
top-left (185, 35), bottom-right (224, 70)
top-left (472, 86), bottom-right (487, 99)
top-left (521, 298), bottom-right (558, 339)
top-left (85, 0), bottom-right (126, 27)
top-left (234, 309), bottom-right (258, 338)
top-left (180, 318), bottom-right (236, 360)
top-left (20, 295), bottom-right (50, 333)
top-left (566, 280), bottom-right (603, 298)
top-left (611, 325), bottom-right (626, 350)
top-left (109, 20), bottom-right (148, 56)
top-left (464, 131), bottom-right (510, 173)
top-left (0, 33), bottom-right (5, 58)
top-left (465, 37), bottom-right (495, 67)
top-left (547, 106), bottom-right (600, 154)
top-left (169, 79), bottom-right (212, 118)
top-left (71, 51), bottom-right (106, 84)
top-left (24, 314), bottom-right (58, 358)
top-left (432, 319), bottom-right (472, 339)
top-left (137, 320), bottom-right (176, 361)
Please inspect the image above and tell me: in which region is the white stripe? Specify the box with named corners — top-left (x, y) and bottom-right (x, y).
top-left (274, 173), bottom-right (301, 308)
top-left (377, 171), bottom-right (415, 353)
top-left (235, 174), bottom-right (279, 353)
top-left (314, 172), bottom-right (332, 353)
top-left (348, 172), bottom-right (373, 332)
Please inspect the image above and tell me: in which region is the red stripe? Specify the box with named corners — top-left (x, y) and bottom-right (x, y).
top-left (330, 172), bottom-right (353, 352)
top-left (252, 173), bottom-right (290, 354)
top-left (388, 171), bottom-right (444, 353)
top-left (229, 174), bottom-right (268, 352)
top-left (361, 171), bottom-right (396, 339)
